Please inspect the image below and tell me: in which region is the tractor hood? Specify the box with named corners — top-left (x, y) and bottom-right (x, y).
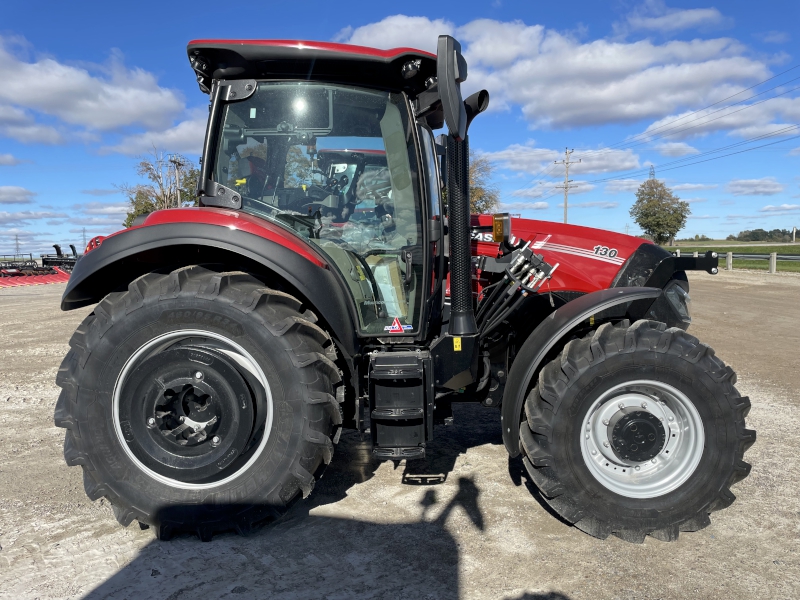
top-left (471, 215), bottom-right (656, 294)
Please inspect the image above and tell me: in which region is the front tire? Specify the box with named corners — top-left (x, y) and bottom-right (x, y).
top-left (519, 319), bottom-right (755, 543)
top-left (55, 266), bottom-right (343, 540)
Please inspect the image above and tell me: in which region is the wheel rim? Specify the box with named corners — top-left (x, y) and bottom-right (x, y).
top-left (113, 329), bottom-right (273, 490)
top-left (579, 379), bottom-right (705, 499)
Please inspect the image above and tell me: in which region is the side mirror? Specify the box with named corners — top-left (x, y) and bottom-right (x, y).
top-left (436, 35), bottom-right (468, 141)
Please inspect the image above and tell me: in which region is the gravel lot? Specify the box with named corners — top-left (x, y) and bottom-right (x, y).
top-left (1, 271), bottom-right (798, 600)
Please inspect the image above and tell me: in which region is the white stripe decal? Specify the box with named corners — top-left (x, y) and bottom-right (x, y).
top-left (532, 238), bottom-right (626, 265)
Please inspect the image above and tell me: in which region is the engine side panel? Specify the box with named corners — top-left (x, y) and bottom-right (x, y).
top-left (471, 215), bottom-right (650, 293)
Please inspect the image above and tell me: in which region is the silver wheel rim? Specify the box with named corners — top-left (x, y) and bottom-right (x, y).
top-left (113, 329), bottom-right (273, 490)
top-left (579, 379), bottom-right (704, 499)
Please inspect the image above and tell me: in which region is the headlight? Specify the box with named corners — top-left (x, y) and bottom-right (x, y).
top-left (664, 281), bottom-right (691, 324)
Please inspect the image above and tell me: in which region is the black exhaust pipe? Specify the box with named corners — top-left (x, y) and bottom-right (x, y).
top-left (446, 134), bottom-right (477, 336)
top-left (436, 36), bottom-right (490, 337)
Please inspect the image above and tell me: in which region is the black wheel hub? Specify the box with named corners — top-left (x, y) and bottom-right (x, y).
top-left (118, 345), bottom-right (262, 484)
top-left (608, 409), bottom-right (666, 463)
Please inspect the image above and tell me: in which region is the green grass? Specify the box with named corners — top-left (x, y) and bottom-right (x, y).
top-left (728, 259), bottom-right (800, 273)
top-left (659, 246), bottom-right (800, 272)
top-left (662, 245), bottom-right (800, 255)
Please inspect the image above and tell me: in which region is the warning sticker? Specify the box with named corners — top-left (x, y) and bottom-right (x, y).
top-left (384, 317), bottom-right (413, 333)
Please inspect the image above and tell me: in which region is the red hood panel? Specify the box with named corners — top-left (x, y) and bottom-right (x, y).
top-left (471, 215), bottom-right (650, 293)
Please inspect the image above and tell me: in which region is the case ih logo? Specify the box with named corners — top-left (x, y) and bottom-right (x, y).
top-left (384, 317), bottom-right (413, 333)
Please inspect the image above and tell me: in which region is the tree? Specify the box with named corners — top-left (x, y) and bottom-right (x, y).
top-left (120, 148), bottom-right (201, 228)
top-left (629, 178), bottom-right (690, 245)
top-left (468, 150), bottom-right (500, 214)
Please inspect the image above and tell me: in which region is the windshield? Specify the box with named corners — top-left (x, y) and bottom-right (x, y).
top-left (213, 83), bottom-right (424, 335)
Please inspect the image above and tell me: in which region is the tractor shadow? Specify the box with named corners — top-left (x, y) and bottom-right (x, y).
top-left (83, 404), bottom-right (573, 599)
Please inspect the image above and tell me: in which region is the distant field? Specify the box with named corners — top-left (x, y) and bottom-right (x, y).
top-left (672, 240), bottom-right (798, 247)
top-left (659, 245), bottom-right (800, 272)
top-left (663, 245), bottom-right (800, 255)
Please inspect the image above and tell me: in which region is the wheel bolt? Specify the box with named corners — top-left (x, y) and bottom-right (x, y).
top-left (602, 419), bottom-right (609, 426)
top-left (147, 417), bottom-right (156, 428)
top-left (641, 401), bottom-right (648, 409)
top-left (635, 466), bottom-right (641, 471)
top-left (585, 434), bottom-right (589, 440)
top-left (179, 416), bottom-right (186, 423)
top-left (618, 403), bottom-right (625, 410)
top-left (211, 436), bottom-right (221, 447)
top-left (194, 371), bottom-right (203, 380)
top-left (603, 441), bottom-right (610, 448)
top-left (668, 416), bottom-right (674, 422)
top-left (591, 450), bottom-right (597, 455)
top-left (651, 459), bottom-right (657, 464)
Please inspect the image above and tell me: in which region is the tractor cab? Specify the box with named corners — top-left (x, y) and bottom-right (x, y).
top-left (189, 40), bottom-right (467, 339)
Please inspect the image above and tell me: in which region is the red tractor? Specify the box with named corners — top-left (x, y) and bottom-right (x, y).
top-left (55, 36), bottom-right (754, 543)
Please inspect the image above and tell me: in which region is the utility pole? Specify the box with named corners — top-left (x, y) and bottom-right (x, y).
top-left (625, 223), bottom-right (629, 235)
top-left (555, 148), bottom-right (580, 224)
top-left (82, 228), bottom-right (87, 250)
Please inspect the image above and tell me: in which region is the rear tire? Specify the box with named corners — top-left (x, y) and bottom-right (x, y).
top-left (54, 266), bottom-right (343, 540)
top-left (519, 319), bottom-right (755, 543)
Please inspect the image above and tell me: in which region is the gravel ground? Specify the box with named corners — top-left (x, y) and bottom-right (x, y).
top-left (0, 271), bottom-right (798, 600)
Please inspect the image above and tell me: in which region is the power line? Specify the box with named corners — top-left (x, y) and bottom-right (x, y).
top-left (554, 148), bottom-right (581, 224)
top-left (587, 129), bottom-right (800, 184)
top-left (592, 64), bottom-right (800, 154)
top-left (614, 83), bottom-right (800, 152)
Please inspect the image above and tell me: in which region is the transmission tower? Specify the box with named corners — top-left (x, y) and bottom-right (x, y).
top-left (82, 228), bottom-right (87, 250)
top-left (555, 148), bottom-right (581, 224)
top-left (15, 234), bottom-right (20, 256)
top-left (649, 165), bottom-right (656, 179)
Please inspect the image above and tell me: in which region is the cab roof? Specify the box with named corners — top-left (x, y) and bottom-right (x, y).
top-left (187, 39), bottom-right (437, 96)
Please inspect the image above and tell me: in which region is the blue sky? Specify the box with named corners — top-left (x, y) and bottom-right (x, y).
top-left (1, 0), bottom-right (799, 254)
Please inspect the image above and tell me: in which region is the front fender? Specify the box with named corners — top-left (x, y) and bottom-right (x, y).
top-left (62, 222), bottom-right (359, 357)
top-left (500, 286), bottom-right (662, 456)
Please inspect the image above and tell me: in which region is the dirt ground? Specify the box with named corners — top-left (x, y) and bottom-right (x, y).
top-left (0, 271), bottom-right (798, 600)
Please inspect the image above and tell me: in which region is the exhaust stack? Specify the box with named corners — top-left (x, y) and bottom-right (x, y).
top-left (436, 36), bottom-right (489, 336)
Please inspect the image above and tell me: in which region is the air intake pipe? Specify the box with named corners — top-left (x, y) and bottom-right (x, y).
top-left (436, 35), bottom-right (490, 336)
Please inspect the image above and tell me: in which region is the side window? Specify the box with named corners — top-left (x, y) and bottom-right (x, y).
top-left (419, 127), bottom-right (441, 218)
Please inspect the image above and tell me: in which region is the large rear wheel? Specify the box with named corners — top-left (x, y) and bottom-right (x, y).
top-left (55, 266), bottom-right (343, 540)
top-left (519, 319), bottom-right (755, 543)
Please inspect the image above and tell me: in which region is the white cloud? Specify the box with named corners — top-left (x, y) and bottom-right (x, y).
top-left (0, 153), bottom-right (23, 166)
top-left (0, 210), bottom-right (68, 226)
top-left (688, 214), bottom-right (718, 219)
top-left (757, 31), bottom-right (790, 44)
top-left (335, 16), bottom-right (772, 134)
top-left (673, 183), bottom-right (718, 191)
top-left (0, 186), bottom-right (36, 204)
top-left (604, 179), bottom-right (642, 194)
top-left (101, 110), bottom-right (206, 156)
top-left (654, 142), bottom-right (699, 157)
top-left (484, 143), bottom-right (638, 176)
top-left (625, 2), bottom-right (727, 33)
top-left (81, 188), bottom-right (119, 196)
top-left (0, 103), bottom-right (63, 144)
top-left (499, 201), bottom-right (549, 211)
top-left (760, 203), bottom-right (800, 212)
top-left (561, 201), bottom-right (618, 209)
top-left (790, 147), bottom-right (800, 156)
top-left (727, 177), bottom-right (784, 196)
top-left (0, 37), bottom-right (184, 131)
top-left (79, 201), bottom-right (128, 217)
top-left (334, 16), bottom-right (454, 54)
top-left (683, 197), bottom-right (707, 204)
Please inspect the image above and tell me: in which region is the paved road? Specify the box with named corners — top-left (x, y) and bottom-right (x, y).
top-left (0, 273), bottom-right (798, 599)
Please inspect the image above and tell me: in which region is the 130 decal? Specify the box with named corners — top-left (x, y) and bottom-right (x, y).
top-left (593, 245), bottom-right (619, 258)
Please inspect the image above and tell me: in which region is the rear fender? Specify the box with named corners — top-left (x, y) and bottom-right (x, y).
top-left (62, 222), bottom-right (359, 358)
top-left (500, 286), bottom-right (662, 456)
